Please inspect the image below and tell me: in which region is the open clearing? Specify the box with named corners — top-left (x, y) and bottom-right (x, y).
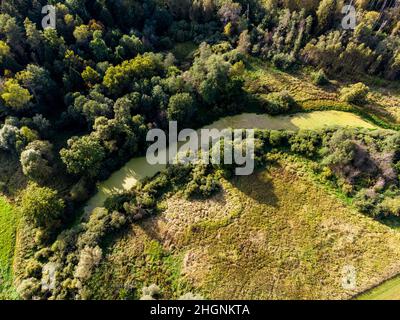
top-left (85, 110), bottom-right (377, 213)
top-left (0, 196), bottom-right (16, 299)
top-left (206, 111), bottom-right (377, 131)
top-left (245, 59), bottom-right (400, 124)
top-left (86, 157), bottom-right (400, 299)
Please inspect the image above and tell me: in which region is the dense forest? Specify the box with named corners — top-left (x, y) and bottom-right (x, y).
top-left (1, 0), bottom-right (400, 300)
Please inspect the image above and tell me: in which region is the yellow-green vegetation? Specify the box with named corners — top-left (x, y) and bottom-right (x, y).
top-left (208, 111), bottom-right (377, 131)
top-left (87, 156), bottom-right (400, 299)
top-left (357, 276), bottom-right (400, 300)
top-left (87, 234), bottom-right (192, 299)
top-left (245, 59), bottom-right (337, 103)
top-left (245, 59), bottom-right (400, 125)
top-left (0, 196), bottom-right (17, 299)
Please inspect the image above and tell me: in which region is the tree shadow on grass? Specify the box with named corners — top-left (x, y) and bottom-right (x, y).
top-left (230, 169), bottom-right (279, 207)
top-left (378, 215), bottom-right (400, 231)
top-left (101, 169), bottom-right (280, 254)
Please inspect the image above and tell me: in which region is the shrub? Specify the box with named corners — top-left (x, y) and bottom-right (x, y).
top-left (311, 69), bottom-right (329, 86)
top-left (76, 208), bottom-right (110, 249)
top-left (289, 131), bottom-right (321, 157)
top-left (189, 163), bottom-right (218, 195)
top-left (340, 82), bottom-right (370, 105)
top-left (264, 91), bottom-right (296, 115)
top-left (74, 246), bottom-right (102, 280)
top-left (185, 174), bottom-right (220, 199)
top-left (135, 192), bottom-right (156, 208)
top-left (109, 211), bottom-right (127, 229)
top-left (321, 129), bottom-right (356, 168)
top-left (24, 259), bottom-right (43, 279)
top-left (142, 173), bottom-right (170, 197)
top-left (353, 188), bottom-right (379, 216)
top-left (269, 130), bottom-right (293, 147)
top-left (16, 278), bottom-right (41, 300)
top-left (104, 194), bottom-right (131, 212)
top-left (377, 197), bottom-right (400, 217)
top-left (272, 53), bottom-right (296, 71)
top-left (34, 248), bottom-right (52, 262)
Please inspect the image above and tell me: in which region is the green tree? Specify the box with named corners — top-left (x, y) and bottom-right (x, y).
top-left (0, 13), bottom-right (24, 56)
top-left (60, 135), bottom-right (106, 177)
top-left (16, 65), bottom-right (56, 100)
top-left (217, 1), bottom-right (242, 25)
top-left (81, 90), bottom-right (114, 123)
top-left (187, 43), bottom-right (243, 107)
top-left (73, 24), bottom-right (91, 44)
top-left (20, 140), bottom-right (54, 182)
top-left (167, 93), bottom-right (196, 124)
top-left (302, 31), bottom-right (344, 72)
top-left (17, 126), bottom-right (39, 152)
top-left (339, 42), bottom-right (374, 74)
top-left (103, 53), bottom-right (163, 95)
top-left (0, 124), bottom-right (18, 151)
top-left (90, 30), bottom-right (110, 61)
top-left (167, 0), bottom-right (192, 19)
top-left (24, 18), bottom-right (44, 61)
top-left (0, 40), bottom-right (11, 66)
top-left (114, 34), bottom-right (144, 61)
top-left (21, 183), bottom-right (65, 229)
top-left (81, 66), bottom-right (101, 87)
top-left (43, 28), bottom-right (66, 55)
top-left (316, 0), bottom-right (337, 33)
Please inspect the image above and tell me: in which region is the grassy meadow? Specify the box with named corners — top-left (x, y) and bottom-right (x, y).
top-left (0, 197), bottom-right (17, 299)
top-left (85, 155), bottom-right (400, 299)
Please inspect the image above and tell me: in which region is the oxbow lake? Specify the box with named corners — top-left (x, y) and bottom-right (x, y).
top-left (84, 110), bottom-right (377, 213)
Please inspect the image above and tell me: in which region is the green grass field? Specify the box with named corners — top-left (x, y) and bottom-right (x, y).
top-left (0, 196), bottom-right (17, 299)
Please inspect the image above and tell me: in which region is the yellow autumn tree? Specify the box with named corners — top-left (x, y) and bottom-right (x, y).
top-left (1, 79), bottom-right (32, 110)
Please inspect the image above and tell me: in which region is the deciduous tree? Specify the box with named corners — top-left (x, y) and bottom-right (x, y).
top-left (60, 135), bottom-right (106, 177)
